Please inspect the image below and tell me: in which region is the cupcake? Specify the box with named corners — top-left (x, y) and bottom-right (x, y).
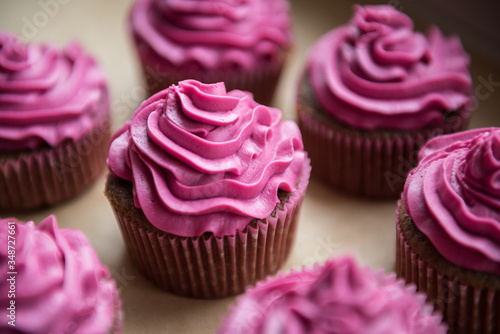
top-left (0, 215), bottom-right (122, 333)
top-left (297, 5), bottom-right (473, 198)
top-left (105, 79), bottom-right (310, 298)
top-left (0, 31), bottom-right (110, 211)
top-left (396, 128), bottom-right (500, 333)
top-left (220, 256), bottom-right (446, 333)
top-left (128, 0), bottom-right (292, 105)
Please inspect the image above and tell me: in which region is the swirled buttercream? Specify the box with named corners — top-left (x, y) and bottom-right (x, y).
top-left (0, 31), bottom-right (109, 151)
top-left (0, 216), bottom-right (119, 334)
top-left (404, 128), bottom-right (500, 275)
top-left (107, 80), bottom-right (307, 237)
top-left (306, 5), bottom-right (472, 130)
top-left (129, 0), bottom-right (292, 70)
top-left (220, 257), bottom-right (446, 334)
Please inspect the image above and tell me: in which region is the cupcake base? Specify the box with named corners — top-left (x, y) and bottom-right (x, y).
top-left (396, 200), bottom-right (500, 334)
top-left (141, 63), bottom-right (284, 107)
top-left (0, 119), bottom-right (110, 211)
top-left (297, 76), bottom-right (471, 199)
top-left (105, 160), bottom-right (310, 299)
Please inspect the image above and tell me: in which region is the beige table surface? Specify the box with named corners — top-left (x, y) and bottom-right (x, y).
top-left (1, 1), bottom-right (500, 333)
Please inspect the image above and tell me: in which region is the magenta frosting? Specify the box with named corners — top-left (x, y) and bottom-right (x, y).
top-left (0, 216), bottom-right (120, 334)
top-left (0, 31), bottom-right (109, 151)
top-left (129, 0), bottom-right (292, 70)
top-left (404, 128), bottom-right (500, 275)
top-left (107, 80), bottom-right (308, 237)
top-left (306, 5), bottom-right (472, 130)
top-left (220, 257), bottom-right (446, 334)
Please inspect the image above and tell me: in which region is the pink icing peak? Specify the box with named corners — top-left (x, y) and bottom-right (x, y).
top-left (129, 0), bottom-right (292, 69)
top-left (306, 5), bottom-right (472, 131)
top-left (404, 128), bottom-right (500, 275)
top-left (107, 80), bottom-right (308, 237)
top-left (0, 216), bottom-right (119, 333)
top-left (0, 31), bottom-right (109, 151)
top-left (220, 257), bottom-right (446, 334)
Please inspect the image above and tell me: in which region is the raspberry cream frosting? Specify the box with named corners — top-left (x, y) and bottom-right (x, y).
top-left (0, 31), bottom-right (109, 151)
top-left (107, 80), bottom-right (308, 237)
top-left (0, 216), bottom-right (120, 334)
top-left (220, 257), bottom-right (446, 334)
top-left (129, 0), bottom-right (292, 70)
top-left (404, 128), bottom-right (500, 275)
top-left (306, 5), bottom-right (472, 131)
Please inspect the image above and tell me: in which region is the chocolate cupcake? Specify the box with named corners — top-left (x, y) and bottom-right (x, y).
top-left (0, 31), bottom-right (110, 211)
top-left (105, 79), bottom-right (310, 298)
top-left (297, 5), bottom-right (473, 198)
top-left (220, 256), bottom-right (446, 333)
top-left (0, 215), bottom-right (122, 333)
top-left (396, 128), bottom-right (500, 333)
top-left (128, 0), bottom-right (292, 105)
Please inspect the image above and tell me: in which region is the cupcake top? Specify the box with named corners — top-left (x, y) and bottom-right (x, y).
top-left (0, 215), bottom-right (120, 333)
top-left (107, 79), bottom-right (308, 237)
top-left (129, 0), bottom-right (292, 70)
top-left (305, 5), bottom-right (472, 131)
top-left (404, 128), bottom-right (500, 275)
top-left (0, 31), bottom-right (109, 151)
top-left (220, 256), bottom-right (446, 334)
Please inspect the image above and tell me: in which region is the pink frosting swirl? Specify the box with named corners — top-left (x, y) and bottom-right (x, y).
top-left (129, 0), bottom-right (292, 70)
top-left (0, 31), bottom-right (109, 151)
top-left (0, 216), bottom-right (120, 334)
top-left (107, 80), bottom-right (308, 237)
top-left (220, 257), bottom-right (446, 334)
top-left (404, 128), bottom-right (500, 275)
top-left (306, 5), bottom-right (472, 130)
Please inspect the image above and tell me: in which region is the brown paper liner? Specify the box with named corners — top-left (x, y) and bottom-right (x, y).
top-left (396, 202), bottom-right (500, 334)
top-left (141, 61), bottom-right (285, 107)
top-left (297, 105), bottom-right (470, 199)
top-left (109, 161), bottom-right (310, 299)
top-left (0, 120), bottom-right (110, 211)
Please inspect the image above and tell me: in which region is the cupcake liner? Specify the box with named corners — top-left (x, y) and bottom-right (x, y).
top-left (396, 202), bottom-right (500, 334)
top-left (110, 161), bottom-right (310, 299)
top-left (141, 61), bottom-right (285, 106)
top-left (0, 120), bottom-right (110, 211)
top-left (297, 106), bottom-right (469, 198)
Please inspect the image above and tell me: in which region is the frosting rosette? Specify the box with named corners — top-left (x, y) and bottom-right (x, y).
top-left (130, 0), bottom-right (292, 70)
top-left (306, 5), bottom-right (472, 130)
top-left (220, 257), bottom-right (446, 334)
top-left (404, 128), bottom-right (500, 275)
top-left (0, 216), bottom-right (120, 334)
top-left (0, 31), bottom-right (109, 151)
top-left (107, 79), bottom-right (307, 237)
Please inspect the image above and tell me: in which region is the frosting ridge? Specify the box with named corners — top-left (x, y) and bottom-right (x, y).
top-left (130, 0), bottom-right (292, 70)
top-left (107, 79), bottom-right (308, 237)
top-left (306, 5), bottom-right (472, 130)
top-left (220, 257), bottom-right (446, 334)
top-left (0, 31), bottom-right (109, 151)
top-left (404, 128), bottom-right (500, 275)
top-left (0, 216), bottom-right (119, 333)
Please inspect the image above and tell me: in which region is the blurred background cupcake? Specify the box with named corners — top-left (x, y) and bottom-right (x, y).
top-left (297, 5), bottom-right (473, 198)
top-left (0, 215), bottom-right (122, 333)
top-left (128, 0), bottom-right (293, 106)
top-left (220, 256), bottom-right (446, 333)
top-left (0, 31), bottom-right (110, 211)
top-left (105, 80), bottom-right (310, 298)
top-left (397, 128), bottom-right (500, 333)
